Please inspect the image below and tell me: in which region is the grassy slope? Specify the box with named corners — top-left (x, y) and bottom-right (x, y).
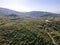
top-left (0, 15), bottom-right (60, 45)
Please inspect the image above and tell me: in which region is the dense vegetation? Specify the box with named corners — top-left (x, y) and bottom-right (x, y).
top-left (0, 15), bottom-right (60, 45)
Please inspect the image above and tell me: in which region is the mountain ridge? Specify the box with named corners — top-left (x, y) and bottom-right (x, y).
top-left (0, 7), bottom-right (58, 17)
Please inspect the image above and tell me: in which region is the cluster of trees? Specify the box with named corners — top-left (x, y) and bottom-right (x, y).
top-left (0, 15), bottom-right (60, 45)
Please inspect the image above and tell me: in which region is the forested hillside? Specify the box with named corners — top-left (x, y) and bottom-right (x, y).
top-left (0, 15), bottom-right (60, 45)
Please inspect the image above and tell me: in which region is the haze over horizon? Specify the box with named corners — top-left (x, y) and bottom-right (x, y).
top-left (0, 0), bottom-right (60, 13)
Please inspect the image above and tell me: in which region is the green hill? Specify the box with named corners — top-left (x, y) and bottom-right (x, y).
top-left (0, 15), bottom-right (60, 45)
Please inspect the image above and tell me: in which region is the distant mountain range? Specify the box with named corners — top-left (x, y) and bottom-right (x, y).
top-left (0, 7), bottom-right (58, 17)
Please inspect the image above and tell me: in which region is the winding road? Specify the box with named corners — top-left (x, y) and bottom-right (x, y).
top-left (47, 32), bottom-right (56, 45)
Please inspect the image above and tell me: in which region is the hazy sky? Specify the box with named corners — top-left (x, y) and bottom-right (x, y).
top-left (0, 0), bottom-right (60, 13)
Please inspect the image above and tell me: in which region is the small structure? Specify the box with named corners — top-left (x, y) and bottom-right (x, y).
top-left (45, 20), bottom-right (51, 23)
